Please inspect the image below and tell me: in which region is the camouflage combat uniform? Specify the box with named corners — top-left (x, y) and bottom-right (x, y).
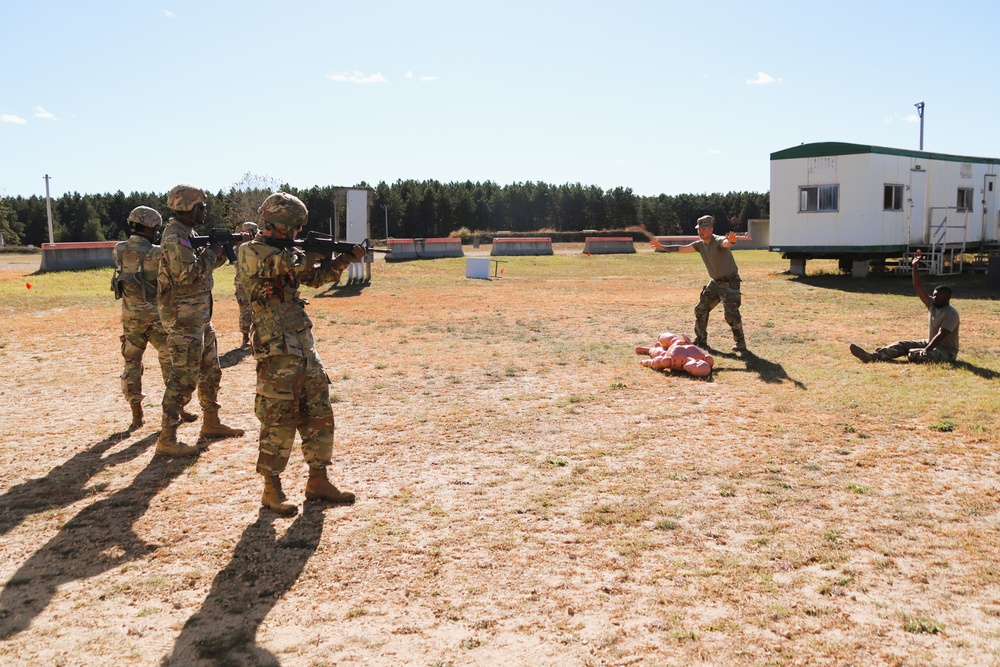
top-left (112, 235), bottom-right (171, 406)
top-left (692, 234), bottom-right (745, 349)
top-left (238, 236), bottom-right (344, 475)
top-left (234, 222), bottom-right (258, 341)
top-left (234, 259), bottom-right (252, 339)
top-left (157, 218), bottom-right (226, 422)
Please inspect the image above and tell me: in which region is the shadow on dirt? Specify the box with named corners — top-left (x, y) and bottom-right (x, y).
top-left (162, 503), bottom-right (326, 665)
top-left (219, 346), bottom-right (253, 369)
top-left (314, 281), bottom-right (370, 298)
top-left (714, 347), bottom-right (807, 389)
top-left (950, 359), bottom-right (1000, 380)
top-left (0, 432), bottom-right (157, 538)
top-left (0, 454), bottom-right (194, 640)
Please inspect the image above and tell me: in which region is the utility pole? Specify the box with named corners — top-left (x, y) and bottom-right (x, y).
top-left (914, 101), bottom-right (925, 150)
top-left (44, 174), bottom-right (54, 244)
top-left (381, 203), bottom-right (389, 240)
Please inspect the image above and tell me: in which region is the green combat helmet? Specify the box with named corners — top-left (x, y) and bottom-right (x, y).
top-left (127, 206), bottom-right (163, 231)
top-left (258, 192), bottom-right (308, 231)
top-left (166, 184), bottom-right (207, 212)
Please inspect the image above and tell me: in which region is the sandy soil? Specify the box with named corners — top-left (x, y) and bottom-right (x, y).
top-left (1, 249), bottom-right (999, 666)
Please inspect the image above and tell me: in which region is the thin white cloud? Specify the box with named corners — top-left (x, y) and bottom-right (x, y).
top-left (164, 10), bottom-right (178, 19)
top-left (707, 149), bottom-right (721, 155)
top-left (327, 71), bottom-right (388, 84)
top-left (419, 75), bottom-right (438, 82)
top-left (34, 106), bottom-right (57, 120)
top-left (746, 71), bottom-right (780, 85)
top-left (903, 114), bottom-right (920, 123)
top-left (406, 71), bottom-right (413, 79)
top-left (1, 114), bottom-right (27, 125)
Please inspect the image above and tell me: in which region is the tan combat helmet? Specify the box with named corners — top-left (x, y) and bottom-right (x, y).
top-left (258, 192), bottom-right (308, 231)
top-left (127, 206), bottom-right (163, 231)
top-left (166, 184), bottom-right (207, 212)
top-left (240, 221), bottom-right (259, 234)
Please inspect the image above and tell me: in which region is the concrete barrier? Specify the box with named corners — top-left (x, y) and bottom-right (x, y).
top-left (386, 238), bottom-right (464, 260)
top-left (39, 241), bottom-right (117, 271)
top-left (583, 237), bottom-right (635, 254)
top-left (491, 237), bottom-right (553, 256)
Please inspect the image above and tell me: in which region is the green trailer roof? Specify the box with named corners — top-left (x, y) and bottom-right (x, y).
top-left (770, 142), bottom-right (1000, 165)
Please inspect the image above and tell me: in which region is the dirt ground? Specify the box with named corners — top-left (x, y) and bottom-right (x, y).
top-left (1, 248), bottom-right (999, 666)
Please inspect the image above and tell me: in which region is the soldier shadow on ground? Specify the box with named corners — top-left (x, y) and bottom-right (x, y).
top-left (788, 272), bottom-right (999, 301)
top-left (712, 347), bottom-right (807, 389)
top-left (219, 346), bottom-right (253, 369)
top-left (0, 432), bottom-right (157, 539)
top-left (162, 503), bottom-right (326, 666)
top-left (314, 281), bottom-right (370, 298)
top-left (864, 357), bottom-right (999, 379)
top-left (950, 359), bottom-right (1000, 380)
top-left (0, 454), bottom-right (194, 640)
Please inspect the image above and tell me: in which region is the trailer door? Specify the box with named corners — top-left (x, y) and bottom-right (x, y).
top-left (909, 168), bottom-right (927, 244)
top-left (985, 175), bottom-right (998, 242)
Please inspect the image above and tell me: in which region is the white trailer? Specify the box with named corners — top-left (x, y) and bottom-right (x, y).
top-left (769, 142), bottom-right (1000, 275)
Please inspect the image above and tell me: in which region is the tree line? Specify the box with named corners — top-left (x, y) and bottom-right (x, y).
top-left (0, 179), bottom-right (768, 247)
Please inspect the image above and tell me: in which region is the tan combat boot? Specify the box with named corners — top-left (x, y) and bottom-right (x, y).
top-left (199, 411), bottom-right (245, 439)
top-left (129, 402), bottom-right (144, 430)
top-left (179, 409), bottom-right (198, 423)
top-left (262, 475), bottom-right (298, 516)
top-left (241, 332), bottom-right (250, 348)
top-left (304, 467), bottom-right (355, 505)
top-left (155, 420), bottom-right (198, 457)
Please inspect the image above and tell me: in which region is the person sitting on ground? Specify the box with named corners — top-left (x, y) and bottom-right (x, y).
top-left (849, 249), bottom-right (959, 364)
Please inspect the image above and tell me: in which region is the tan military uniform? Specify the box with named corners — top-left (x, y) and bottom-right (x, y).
top-left (692, 234), bottom-right (744, 348)
top-left (157, 218), bottom-right (225, 422)
top-left (238, 237), bottom-right (344, 475)
top-left (112, 235), bottom-right (171, 405)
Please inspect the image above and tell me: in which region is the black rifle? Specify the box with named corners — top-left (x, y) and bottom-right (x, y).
top-left (188, 228), bottom-right (255, 264)
top-left (267, 232), bottom-right (390, 269)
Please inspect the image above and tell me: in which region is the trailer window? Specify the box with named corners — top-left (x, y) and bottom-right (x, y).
top-left (799, 185), bottom-right (838, 212)
top-left (957, 187), bottom-right (974, 211)
top-left (883, 184), bottom-right (904, 211)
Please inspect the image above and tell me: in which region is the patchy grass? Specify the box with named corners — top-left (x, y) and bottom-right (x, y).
top-left (0, 248), bottom-right (999, 665)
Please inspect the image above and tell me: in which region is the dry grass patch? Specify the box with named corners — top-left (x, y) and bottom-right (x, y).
top-left (1, 249), bottom-right (999, 665)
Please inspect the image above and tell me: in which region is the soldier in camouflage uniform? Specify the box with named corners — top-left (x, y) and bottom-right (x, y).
top-left (651, 215), bottom-right (747, 352)
top-left (112, 206), bottom-right (196, 431)
top-left (238, 192), bottom-right (365, 516)
top-left (234, 221), bottom-right (258, 348)
top-left (156, 184), bottom-right (245, 457)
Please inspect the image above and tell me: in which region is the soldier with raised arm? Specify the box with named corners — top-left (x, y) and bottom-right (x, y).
top-left (156, 184), bottom-right (244, 457)
top-left (651, 215), bottom-right (747, 352)
top-left (238, 192), bottom-right (365, 516)
top-left (850, 249), bottom-right (959, 363)
top-left (112, 206), bottom-right (192, 431)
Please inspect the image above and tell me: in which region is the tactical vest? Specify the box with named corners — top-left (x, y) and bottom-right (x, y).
top-left (111, 239), bottom-right (157, 302)
top-left (245, 245), bottom-right (312, 345)
top-left (157, 221), bottom-right (214, 298)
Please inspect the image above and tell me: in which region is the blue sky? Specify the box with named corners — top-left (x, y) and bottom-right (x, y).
top-left (3, 0), bottom-right (998, 199)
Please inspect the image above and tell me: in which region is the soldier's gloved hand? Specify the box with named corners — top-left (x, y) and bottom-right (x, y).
top-left (348, 244), bottom-right (367, 263)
